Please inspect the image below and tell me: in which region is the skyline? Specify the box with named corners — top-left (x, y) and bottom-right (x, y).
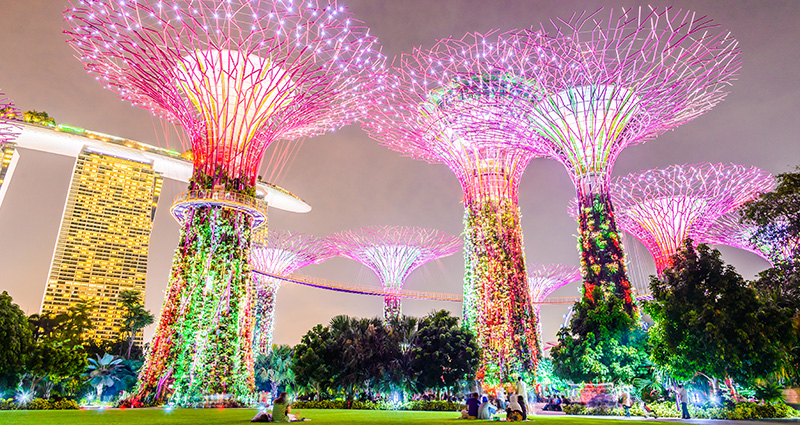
top-left (0, 0), bottom-right (798, 347)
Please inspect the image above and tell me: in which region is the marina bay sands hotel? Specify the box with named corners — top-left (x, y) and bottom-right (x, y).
top-left (2, 121), bottom-right (308, 343)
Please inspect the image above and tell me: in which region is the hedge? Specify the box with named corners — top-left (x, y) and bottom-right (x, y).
top-left (0, 398), bottom-right (79, 410)
top-left (292, 399), bottom-right (464, 411)
top-left (564, 401), bottom-right (797, 420)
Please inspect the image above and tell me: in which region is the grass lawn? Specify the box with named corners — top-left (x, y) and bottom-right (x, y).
top-left (0, 408), bottom-right (635, 425)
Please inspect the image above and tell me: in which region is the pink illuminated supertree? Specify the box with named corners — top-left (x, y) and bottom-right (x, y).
top-left (330, 226), bottom-right (460, 320)
top-left (513, 8), bottom-right (741, 314)
top-left (705, 211), bottom-right (797, 264)
top-left (361, 31), bottom-right (551, 385)
top-left (65, 0), bottom-right (382, 405)
top-left (0, 94), bottom-right (19, 143)
top-left (250, 230), bottom-right (334, 357)
top-left (610, 163), bottom-right (774, 274)
top-left (527, 264), bottom-right (581, 340)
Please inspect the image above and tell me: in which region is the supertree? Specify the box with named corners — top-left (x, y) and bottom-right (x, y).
top-left (514, 8), bottom-right (741, 314)
top-left (609, 163), bottom-right (774, 274)
top-left (65, 0), bottom-right (382, 405)
top-left (250, 229), bottom-right (333, 357)
top-left (330, 226), bottom-right (460, 320)
top-left (0, 94), bottom-right (19, 143)
top-left (527, 264), bottom-right (581, 340)
top-left (361, 30), bottom-right (554, 385)
top-left (705, 211), bottom-right (797, 265)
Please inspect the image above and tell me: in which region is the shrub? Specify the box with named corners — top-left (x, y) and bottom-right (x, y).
top-left (403, 400), bottom-right (464, 411)
top-left (564, 400), bottom-right (796, 419)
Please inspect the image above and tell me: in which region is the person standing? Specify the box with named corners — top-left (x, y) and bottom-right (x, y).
top-left (620, 390), bottom-right (632, 418)
top-left (678, 384), bottom-right (690, 419)
top-left (516, 376), bottom-right (529, 412)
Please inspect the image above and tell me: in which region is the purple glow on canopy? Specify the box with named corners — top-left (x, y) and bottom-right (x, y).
top-left (64, 0), bottom-right (384, 185)
top-left (610, 163), bottom-right (774, 273)
top-left (705, 211), bottom-right (797, 264)
top-left (528, 264), bottom-right (582, 304)
top-left (0, 94), bottom-right (20, 144)
top-left (508, 7), bottom-right (741, 313)
top-left (361, 30), bottom-right (546, 384)
top-left (250, 229), bottom-right (334, 356)
top-left (330, 226), bottom-right (460, 320)
top-left (527, 264), bottom-right (581, 341)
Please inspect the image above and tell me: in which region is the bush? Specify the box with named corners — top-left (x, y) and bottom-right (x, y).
top-left (293, 399), bottom-right (464, 411)
top-left (564, 400), bottom-right (796, 419)
top-left (402, 400), bottom-right (464, 411)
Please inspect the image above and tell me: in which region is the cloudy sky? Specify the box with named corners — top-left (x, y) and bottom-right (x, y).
top-left (0, 0), bottom-right (798, 347)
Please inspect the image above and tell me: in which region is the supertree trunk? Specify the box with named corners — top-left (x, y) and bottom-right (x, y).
top-left (575, 176), bottom-right (634, 315)
top-left (134, 201), bottom-right (254, 405)
top-left (384, 289), bottom-right (402, 321)
top-left (463, 197), bottom-right (538, 386)
top-left (252, 277), bottom-right (279, 356)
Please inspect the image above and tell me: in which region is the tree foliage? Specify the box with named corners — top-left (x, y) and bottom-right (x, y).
top-left (646, 241), bottom-right (792, 387)
top-left (740, 168), bottom-right (800, 262)
top-left (255, 345), bottom-right (295, 398)
top-left (292, 311), bottom-right (478, 400)
top-left (409, 310), bottom-right (479, 393)
top-left (117, 290), bottom-right (154, 360)
top-left (550, 286), bottom-right (652, 384)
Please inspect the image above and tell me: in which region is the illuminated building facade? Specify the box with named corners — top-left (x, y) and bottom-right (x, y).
top-left (41, 148), bottom-right (163, 343)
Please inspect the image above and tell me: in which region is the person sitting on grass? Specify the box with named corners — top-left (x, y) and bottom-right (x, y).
top-left (506, 395), bottom-right (523, 421)
top-left (461, 392), bottom-right (481, 419)
top-left (478, 395), bottom-right (497, 419)
top-left (271, 392), bottom-right (308, 422)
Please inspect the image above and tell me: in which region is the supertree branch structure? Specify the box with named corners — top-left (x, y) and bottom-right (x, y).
top-left (514, 8), bottom-right (741, 314)
top-left (65, 0), bottom-right (382, 406)
top-left (705, 211), bottom-right (797, 264)
top-left (330, 226), bottom-right (460, 320)
top-left (0, 94), bottom-right (20, 143)
top-left (361, 30), bottom-right (551, 385)
top-left (609, 163), bottom-right (774, 274)
top-left (250, 230), bottom-right (333, 357)
top-left (527, 264), bottom-right (581, 340)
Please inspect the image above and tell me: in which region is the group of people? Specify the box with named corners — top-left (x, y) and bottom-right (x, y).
top-left (251, 392), bottom-right (306, 423)
top-left (460, 377), bottom-right (532, 421)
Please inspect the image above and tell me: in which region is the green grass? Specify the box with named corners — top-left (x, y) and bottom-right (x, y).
top-left (0, 408), bottom-right (636, 425)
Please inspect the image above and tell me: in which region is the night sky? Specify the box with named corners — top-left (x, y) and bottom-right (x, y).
top-left (0, 0), bottom-right (798, 347)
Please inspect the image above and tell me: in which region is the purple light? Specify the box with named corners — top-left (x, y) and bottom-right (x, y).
top-left (609, 163), bottom-right (774, 274)
top-left (329, 226), bottom-right (460, 320)
top-left (0, 94), bottom-right (20, 144)
top-left (250, 229), bottom-right (334, 356)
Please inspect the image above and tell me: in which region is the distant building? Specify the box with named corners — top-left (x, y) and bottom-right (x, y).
top-left (8, 121), bottom-right (306, 344)
top-left (41, 148), bottom-right (163, 343)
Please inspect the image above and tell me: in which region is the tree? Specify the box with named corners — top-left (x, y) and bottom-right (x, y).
top-left (550, 288), bottom-right (652, 384)
top-left (24, 302), bottom-right (94, 398)
top-left (84, 353), bottom-right (125, 402)
top-left (740, 168), bottom-right (800, 262)
top-left (646, 241), bottom-right (792, 394)
top-left (0, 291), bottom-right (32, 391)
top-left (292, 324), bottom-right (338, 399)
top-left (118, 290), bottom-right (154, 359)
top-left (409, 310), bottom-right (479, 394)
top-left (255, 345), bottom-right (295, 401)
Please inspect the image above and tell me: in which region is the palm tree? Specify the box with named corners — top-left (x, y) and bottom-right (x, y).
top-left (256, 345), bottom-right (295, 402)
top-left (84, 353), bottom-right (124, 402)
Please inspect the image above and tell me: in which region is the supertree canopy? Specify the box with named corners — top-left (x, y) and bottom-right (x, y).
top-left (65, 0), bottom-right (382, 405)
top-left (330, 226), bottom-right (460, 320)
top-left (527, 264), bottom-right (581, 340)
top-left (514, 8), bottom-right (741, 314)
top-left (705, 211), bottom-right (797, 265)
top-left (609, 163), bottom-right (774, 274)
top-left (0, 94), bottom-right (20, 143)
top-left (250, 229), bottom-right (333, 357)
top-left (361, 30), bottom-right (552, 385)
